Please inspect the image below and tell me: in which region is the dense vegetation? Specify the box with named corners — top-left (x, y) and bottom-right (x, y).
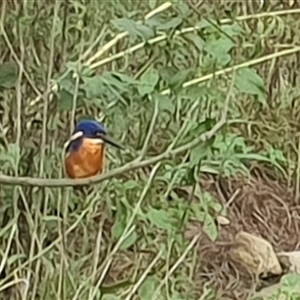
top-left (1, 1), bottom-right (300, 299)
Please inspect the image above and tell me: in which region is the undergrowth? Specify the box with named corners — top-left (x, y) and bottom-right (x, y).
top-left (0, 1), bottom-right (300, 299)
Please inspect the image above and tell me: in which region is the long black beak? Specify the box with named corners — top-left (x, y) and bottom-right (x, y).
top-left (99, 133), bottom-right (124, 150)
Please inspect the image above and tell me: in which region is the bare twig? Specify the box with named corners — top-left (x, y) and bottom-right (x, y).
top-left (84, 2), bottom-right (172, 67)
top-left (88, 9), bottom-right (300, 70)
top-left (0, 116), bottom-right (227, 187)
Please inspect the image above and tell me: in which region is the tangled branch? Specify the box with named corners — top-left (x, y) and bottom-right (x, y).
top-left (0, 76), bottom-right (234, 187)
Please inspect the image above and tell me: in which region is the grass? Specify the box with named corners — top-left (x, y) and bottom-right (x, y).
top-left (1, 0), bottom-right (300, 299)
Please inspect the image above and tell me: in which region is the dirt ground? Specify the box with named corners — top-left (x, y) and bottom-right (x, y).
top-left (184, 169), bottom-right (300, 299)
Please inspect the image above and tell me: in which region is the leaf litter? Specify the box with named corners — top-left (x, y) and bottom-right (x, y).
top-left (179, 171), bottom-right (300, 299)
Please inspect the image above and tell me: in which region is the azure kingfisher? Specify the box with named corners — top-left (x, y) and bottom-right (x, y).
top-left (64, 120), bottom-right (124, 179)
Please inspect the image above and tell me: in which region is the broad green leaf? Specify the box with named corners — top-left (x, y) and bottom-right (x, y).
top-left (146, 208), bottom-right (173, 231)
top-left (0, 143), bottom-right (21, 168)
top-left (0, 62), bottom-right (18, 89)
top-left (186, 33), bottom-right (205, 51)
top-left (190, 144), bottom-right (210, 167)
top-left (191, 190), bottom-right (220, 241)
top-left (102, 72), bottom-right (132, 93)
top-left (146, 15), bottom-right (183, 31)
top-left (138, 69), bottom-right (159, 96)
top-left (113, 17), bottom-right (137, 39)
top-left (120, 230), bottom-right (137, 250)
top-left (235, 68), bottom-right (267, 106)
top-left (138, 276), bottom-right (160, 300)
top-left (58, 74), bottom-right (84, 110)
top-left (196, 19), bottom-right (214, 30)
top-left (156, 16), bottom-right (183, 31)
top-left (113, 18), bottom-right (154, 41)
top-left (221, 23), bottom-right (243, 37)
top-left (135, 23), bottom-right (155, 40)
top-left (159, 66), bottom-right (176, 82)
top-left (203, 214), bottom-right (218, 241)
top-left (112, 202), bottom-right (127, 240)
top-left (204, 37), bottom-right (234, 67)
top-left (168, 69), bottom-right (192, 89)
top-left (175, 2), bottom-right (190, 18)
top-left (82, 76), bottom-right (106, 98)
top-left (123, 180), bottom-right (140, 190)
top-left (281, 273), bottom-right (300, 290)
top-left (58, 89), bottom-right (74, 110)
top-left (148, 0), bottom-right (157, 9)
top-left (155, 93), bottom-right (175, 114)
top-left (110, 72), bottom-right (140, 85)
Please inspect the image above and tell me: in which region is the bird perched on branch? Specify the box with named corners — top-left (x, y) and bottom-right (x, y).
top-left (64, 119), bottom-right (124, 179)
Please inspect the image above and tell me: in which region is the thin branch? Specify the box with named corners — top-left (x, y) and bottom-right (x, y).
top-left (151, 233), bottom-right (201, 300)
top-left (26, 8), bottom-right (300, 108)
top-left (87, 9), bottom-right (300, 70)
top-left (0, 74), bottom-right (235, 187)
top-left (125, 249), bottom-right (163, 300)
top-left (0, 119), bottom-right (224, 186)
top-left (39, 1), bottom-right (60, 176)
top-left (161, 46), bottom-right (300, 95)
top-left (84, 2), bottom-right (172, 67)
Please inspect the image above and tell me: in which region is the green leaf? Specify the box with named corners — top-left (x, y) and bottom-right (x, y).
top-left (146, 208), bottom-right (173, 231)
top-left (0, 143), bottom-right (21, 168)
top-left (138, 276), bottom-right (160, 300)
top-left (58, 89), bottom-right (74, 110)
top-left (135, 23), bottom-right (155, 40)
top-left (113, 18), bottom-right (154, 41)
top-left (282, 273), bottom-right (300, 290)
top-left (175, 2), bottom-right (190, 18)
top-left (168, 69), bottom-right (192, 89)
top-left (110, 72), bottom-right (140, 85)
top-left (82, 75), bottom-right (106, 98)
top-left (102, 72), bottom-right (132, 93)
top-left (221, 23), bottom-right (243, 37)
top-left (113, 17), bottom-right (137, 39)
top-left (58, 73), bottom-right (84, 110)
top-left (235, 68), bottom-right (267, 106)
top-left (204, 37), bottom-right (234, 67)
top-left (186, 33), bottom-right (205, 51)
top-left (190, 144), bottom-right (210, 167)
top-left (156, 16), bottom-right (183, 31)
top-left (138, 69), bottom-right (159, 96)
top-left (159, 66), bottom-right (176, 82)
top-left (120, 230), bottom-right (137, 250)
top-left (191, 190), bottom-right (219, 241)
top-left (112, 202), bottom-right (127, 240)
top-left (148, 0), bottom-right (157, 9)
top-left (0, 62), bottom-right (18, 89)
top-left (155, 93), bottom-right (175, 114)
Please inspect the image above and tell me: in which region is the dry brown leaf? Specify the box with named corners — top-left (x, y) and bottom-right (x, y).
top-left (230, 231), bottom-right (282, 277)
top-left (216, 215), bottom-right (230, 225)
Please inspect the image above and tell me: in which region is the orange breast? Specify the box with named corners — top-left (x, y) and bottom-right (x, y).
top-left (65, 138), bottom-right (105, 179)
